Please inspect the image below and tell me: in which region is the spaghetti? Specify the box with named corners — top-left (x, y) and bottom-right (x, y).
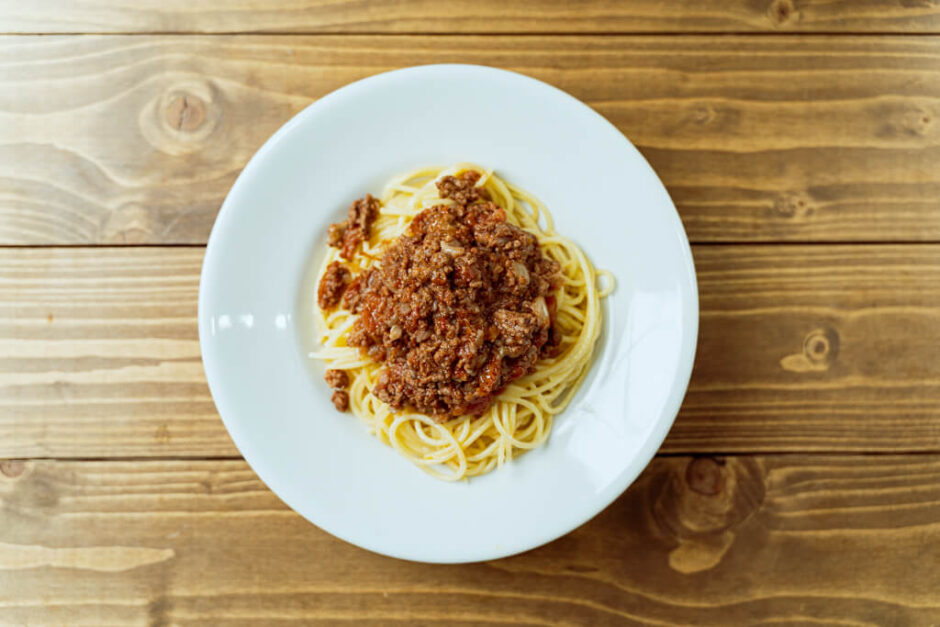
top-left (309, 164), bottom-right (611, 480)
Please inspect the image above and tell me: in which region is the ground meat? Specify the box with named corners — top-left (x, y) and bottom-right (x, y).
top-left (324, 369), bottom-right (349, 390)
top-left (437, 170), bottom-right (489, 206)
top-left (326, 194), bottom-right (381, 260)
top-left (327, 223), bottom-right (345, 248)
top-left (492, 309), bottom-right (540, 358)
top-left (340, 275), bottom-right (363, 312)
top-left (340, 171), bottom-right (560, 422)
top-left (317, 261), bottom-right (351, 310)
top-left (331, 390), bottom-right (350, 412)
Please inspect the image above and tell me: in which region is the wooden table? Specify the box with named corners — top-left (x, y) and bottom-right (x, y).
top-left (2, 2), bottom-right (940, 624)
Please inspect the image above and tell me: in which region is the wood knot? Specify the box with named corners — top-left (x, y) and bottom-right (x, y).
top-left (164, 93), bottom-right (207, 133)
top-left (0, 460), bottom-right (26, 478)
top-left (768, 0), bottom-right (798, 25)
top-left (691, 103), bottom-right (716, 125)
top-left (98, 202), bottom-right (156, 244)
top-left (139, 79), bottom-right (220, 155)
top-left (781, 326), bottom-right (840, 373)
top-left (804, 328), bottom-right (835, 363)
top-left (651, 458), bottom-right (765, 574)
top-left (773, 191), bottom-right (815, 220)
top-left (876, 102), bottom-right (935, 139)
top-left (686, 457), bottom-right (723, 496)
top-left (683, 101), bottom-right (740, 132)
top-left (154, 424), bottom-right (171, 444)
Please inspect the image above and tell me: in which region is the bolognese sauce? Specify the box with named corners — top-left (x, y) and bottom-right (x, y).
top-left (327, 194), bottom-right (381, 261)
top-left (319, 171), bottom-right (561, 421)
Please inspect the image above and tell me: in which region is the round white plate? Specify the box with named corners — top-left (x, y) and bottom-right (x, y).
top-left (199, 64), bottom-right (698, 563)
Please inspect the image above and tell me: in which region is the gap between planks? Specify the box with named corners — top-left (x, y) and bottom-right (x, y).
top-left (5, 31), bottom-right (940, 37)
top-left (6, 450), bottom-right (940, 463)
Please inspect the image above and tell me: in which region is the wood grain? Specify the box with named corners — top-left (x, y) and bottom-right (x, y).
top-left (2, 245), bottom-right (939, 458)
top-left (2, 0), bottom-right (940, 34)
top-left (1, 456), bottom-right (938, 624)
top-left (4, 2), bottom-right (938, 621)
top-left (671, 244), bottom-right (940, 453)
top-left (0, 248), bottom-right (228, 457)
top-left (2, 35), bottom-right (940, 245)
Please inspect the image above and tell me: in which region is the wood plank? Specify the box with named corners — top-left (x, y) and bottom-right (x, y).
top-left (670, 244), bottom-right (940, 452)
top-left (3, 0), bottom-right (940, 34)
top-left (2, 245), bottom-right (939, 458)
top-left (0, 248), bottom-right (227, 457)
top-left (2, 35), bottom-right (940, 244)
top-left (1, 456), bottom-right (939, 624)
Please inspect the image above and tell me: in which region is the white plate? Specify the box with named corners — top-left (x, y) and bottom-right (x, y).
top-left (199, 64), bottom-right (698, 563)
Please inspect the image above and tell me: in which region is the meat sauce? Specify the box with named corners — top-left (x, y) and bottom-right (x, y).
top-left (319, 171), bottom-right (560, 421)
top-left (327, 194), bottom-right (381, 261)
top-left (324, 369), bottom-right (350, 412)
